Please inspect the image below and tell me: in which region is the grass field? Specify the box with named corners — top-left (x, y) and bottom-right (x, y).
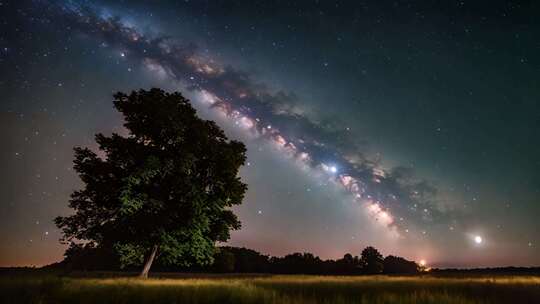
top-left (2, 272), bottom-right (540, 304)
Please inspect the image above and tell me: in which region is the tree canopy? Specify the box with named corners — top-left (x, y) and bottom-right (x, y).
top-left (360, 246), bottom-right (384, 274)
top-left (55, 88), bottom-right (247, 277)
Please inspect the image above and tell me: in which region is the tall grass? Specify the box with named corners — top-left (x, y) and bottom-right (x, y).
top-left (1, 272), bottom-right (539, 304)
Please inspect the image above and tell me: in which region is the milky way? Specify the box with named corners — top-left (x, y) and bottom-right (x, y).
top-left (46, 1), bottom-right (453, 237)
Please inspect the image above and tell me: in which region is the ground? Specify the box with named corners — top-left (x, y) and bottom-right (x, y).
top-left (2, 270), bottom-right (540, 304)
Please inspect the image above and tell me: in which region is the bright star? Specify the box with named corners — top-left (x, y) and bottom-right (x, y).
top-left (474, 235), bottom-right (483, 244)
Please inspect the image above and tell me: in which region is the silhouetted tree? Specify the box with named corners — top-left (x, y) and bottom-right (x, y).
top-left (226, 247), bottom-right (270, 273)
top-left (360, 246), bottom-right (384, 274)
top-left (271, 252), bottom-right (323, 274)
top-left (58, 242), bottom-right (120, 271)
top-left (383, 255), bottom-right (419, 274)
top-left (55, 89), bottom-right (247, 278)
top-left (333, 253), bottom-right (361, 274)
top-left (343, 253), bottom-right (354, 264)
top-left (213, 249), bottom-right (236, 272)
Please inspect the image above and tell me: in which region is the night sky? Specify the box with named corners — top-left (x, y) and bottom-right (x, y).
top-left (1, 0), bottom-right (539, 268)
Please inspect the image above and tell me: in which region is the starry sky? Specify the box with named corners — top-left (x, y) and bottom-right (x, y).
top-left (1, 0), bottom-right (539, 268)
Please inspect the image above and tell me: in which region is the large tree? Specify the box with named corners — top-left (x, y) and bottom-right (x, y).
top-left (55, 88), bottom-right (247, 278)
top-left (360, 246), bottom-right (384, 274)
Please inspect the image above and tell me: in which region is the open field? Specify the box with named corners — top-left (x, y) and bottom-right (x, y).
top-left (2, 271), bottom-right (540, 304)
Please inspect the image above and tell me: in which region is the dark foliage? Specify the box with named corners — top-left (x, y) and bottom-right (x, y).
top-left (51, 245), bottom-right (420, 275)
top-left (213, 247), bottom-right (271, 273)
top-left (57, 243), bottom-right (121, 271)
top-left (383, 255), bottom-right (419, 274)
top-left (55, 89), bottom-right (248, 276)
top-left (360, 246), bottom-right (384, 274)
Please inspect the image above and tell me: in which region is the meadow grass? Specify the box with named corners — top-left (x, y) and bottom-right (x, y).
top-left (1, 272), bottom-right (539, 304)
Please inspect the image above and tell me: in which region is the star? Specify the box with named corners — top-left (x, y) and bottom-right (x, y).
top-left (474, 236), bottom-right (483, 244)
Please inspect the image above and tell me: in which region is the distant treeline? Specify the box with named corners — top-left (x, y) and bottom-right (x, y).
top-left (47, 244), bottom-right (421, 275)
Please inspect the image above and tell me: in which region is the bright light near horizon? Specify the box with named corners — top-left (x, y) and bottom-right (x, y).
top-left (419, 259), bottom-right (426, 267)
top-left (474, 235), bottom-right (483, 244)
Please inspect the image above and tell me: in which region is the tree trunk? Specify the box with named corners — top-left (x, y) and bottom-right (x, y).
top-left (139, 244), bottom-right (158, 279)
